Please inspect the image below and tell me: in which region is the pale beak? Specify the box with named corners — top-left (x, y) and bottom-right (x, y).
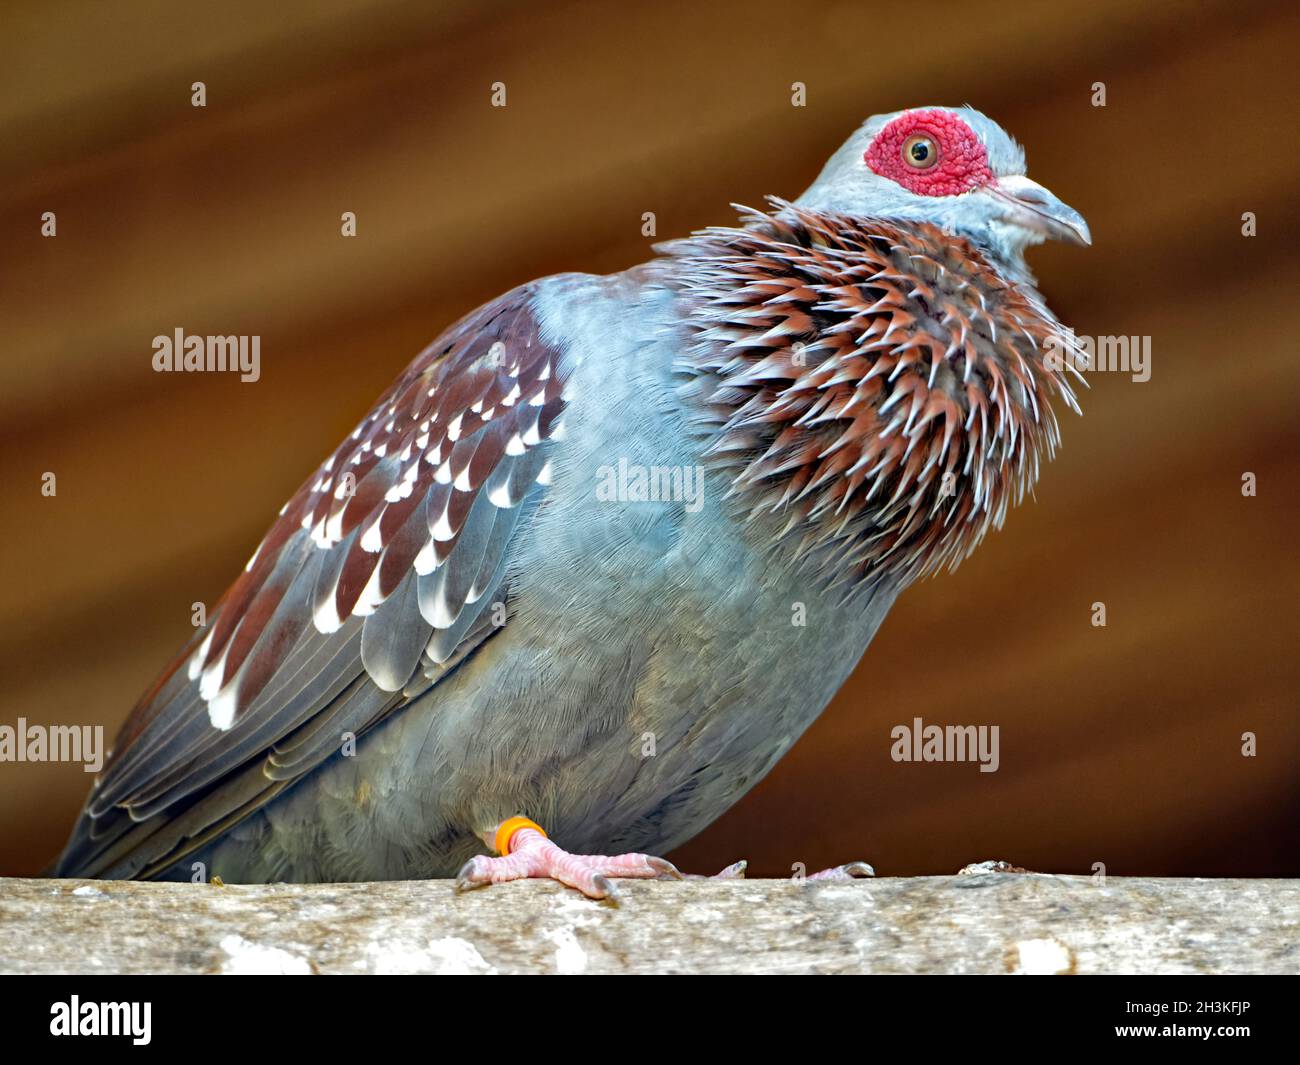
top-left (985, 174), bottom-right (1091, 246)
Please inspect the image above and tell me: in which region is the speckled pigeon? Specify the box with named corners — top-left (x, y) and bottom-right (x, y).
top-left (56, 106), bottom-right (1088, 898)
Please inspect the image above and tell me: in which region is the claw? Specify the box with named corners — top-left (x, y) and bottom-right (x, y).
top-left (454, 857), bottom-right (488, 893)
top-left (591, 874), bottom-right (619, 904)
top-left (648, 857), bottom-right (684, 880)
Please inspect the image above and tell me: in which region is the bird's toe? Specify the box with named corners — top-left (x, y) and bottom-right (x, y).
top-left (806, 860), bottom-right (876, 882)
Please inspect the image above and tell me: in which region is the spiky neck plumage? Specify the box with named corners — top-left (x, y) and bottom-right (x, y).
top-left (662, 201), bottom-right (1081, 593)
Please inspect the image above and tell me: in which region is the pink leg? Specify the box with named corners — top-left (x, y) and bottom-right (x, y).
top-left (455, 819), bottom-right (744, 902)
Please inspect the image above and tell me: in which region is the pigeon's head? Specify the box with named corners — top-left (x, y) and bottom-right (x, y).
top-left (798, 106), bottom-right (1089, 277)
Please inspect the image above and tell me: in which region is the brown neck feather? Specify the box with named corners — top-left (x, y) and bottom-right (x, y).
top-left (662, 201), bottom-right (1081, 591)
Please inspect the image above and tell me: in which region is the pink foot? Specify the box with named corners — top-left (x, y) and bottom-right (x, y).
top-left (805, 861), bottom-right (875, 882)
top-left (957, 859), bottom-right (1028, 875)
top-left (686, 859), bottom-right (748, 880)
top-left (456, 819), bottom-right (684, 902)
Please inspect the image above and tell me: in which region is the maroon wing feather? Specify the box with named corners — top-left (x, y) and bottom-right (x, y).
top-left (56, 283), bottom-right (566, 878)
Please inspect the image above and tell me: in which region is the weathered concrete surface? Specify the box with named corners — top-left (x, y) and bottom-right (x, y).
top-left (2, 874), bottom-right (1297, 974)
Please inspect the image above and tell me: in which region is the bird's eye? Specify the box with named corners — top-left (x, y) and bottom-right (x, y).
top-left (902, 134), bottom-right (938, 169)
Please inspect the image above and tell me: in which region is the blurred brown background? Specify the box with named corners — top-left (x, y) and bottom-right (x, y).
top-left (1, 0), bottom-right (1297, 879)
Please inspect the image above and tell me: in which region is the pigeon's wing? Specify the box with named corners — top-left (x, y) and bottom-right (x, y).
top-left (56, 282), bottom-right (567, 879)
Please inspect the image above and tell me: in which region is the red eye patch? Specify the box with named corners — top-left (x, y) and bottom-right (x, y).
top-left (865, 109), bottom-right (993, 197)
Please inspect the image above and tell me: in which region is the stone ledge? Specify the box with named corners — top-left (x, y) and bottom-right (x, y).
top-left (2, 874), bottom-right (1297, 974)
